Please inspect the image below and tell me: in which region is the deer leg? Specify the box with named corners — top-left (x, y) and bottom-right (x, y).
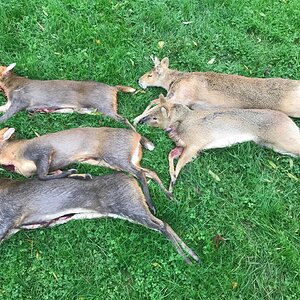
top-left (140, 167), bottom-right (173, 199)
top-left (0, 99), bottom-right (27, 123)
top-left (168, 147), bottom-right (184, 189)
top-left (47, 169), bottom-right (91, 180)
top-left (169, 146), bottom-right (199, 192)
top-left (33, 150), bottom-right (77, 180)
top-left (107, 112), bottom-right (136, 131)
top-left (0, 212), bottom-right (23, 243)
top-left (138, 215), bottom-right (200, 264)
top-left (133, 170), bottom-right (156, 214)
top-left (259, 118), bottom-right (300, 157)
top-left (119, 116), bottom-right (136, 131)
top-left (160, 221), bottom-right (200, 264)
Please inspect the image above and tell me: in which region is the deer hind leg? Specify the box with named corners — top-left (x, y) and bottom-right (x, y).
top-left (130, 168), bottom-right (156, 214)
top-left (280, 88), bottom-right (300, 118)
top-left (106, 112), bottom-right (136, 131)
top-left (169, 146), bottom-right (199, 192)
top-left (96, 93), bottom-right (136, 131)
top-left (137, 215), bottom-right (200, 264)
top-left (139, 167), bottom-right (173, 199)
top-left (260, 120), bottom-right (300, 157)
top-left (160, 221), bottom-right (200, 264)
top-left (129, 141), bottom-right (168, 205)
top-left (0, 216), bottom-right (20, 243)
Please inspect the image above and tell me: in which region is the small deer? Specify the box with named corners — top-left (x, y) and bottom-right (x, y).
top-left (134, 57), bottom-right (300, 124)
top-left (0, 173), bottom-right (200, 264)
top-left (0, 126), bottom-right (171, 212)
top-left (137, 95), bottom-right (300, 192)
top-left (0, 63), bottom-right (135, 129)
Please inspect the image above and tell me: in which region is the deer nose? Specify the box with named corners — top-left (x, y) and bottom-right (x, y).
top-left (138, 80), bottom-right (147, 90)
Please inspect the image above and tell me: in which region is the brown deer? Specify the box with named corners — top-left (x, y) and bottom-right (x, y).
top-left (134, 57), bottom-right (300, 124)
top-left (0, 126), bottom-right (171, 212)
top-left (137, 95), bottom-right (300, 192)
top-left (0, 173), bottom-right (200, 264)
top-left (0, 63), bottom-right (135, 129)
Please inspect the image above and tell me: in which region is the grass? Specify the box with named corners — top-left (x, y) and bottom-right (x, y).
top-left (0, 0), bottom-right (300, 299)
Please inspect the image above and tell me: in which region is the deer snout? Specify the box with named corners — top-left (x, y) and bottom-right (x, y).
top-left (138, 79), bottom-right (147, 90)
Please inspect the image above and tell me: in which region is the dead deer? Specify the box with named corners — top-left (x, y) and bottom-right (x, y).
top-left (0, 63), bottom-right (136, 129)
top-left (137, 94), bottom-right (300, 192)
top-left (0, 126), bottom-right (171, 213)
top-left (0, 173), bottom-right (200, 264)
top-left (134, 56), bottom-right (300, 124)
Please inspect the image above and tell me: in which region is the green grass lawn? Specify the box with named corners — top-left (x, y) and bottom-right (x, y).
top-left (0, 0), bottom-right (300, 299)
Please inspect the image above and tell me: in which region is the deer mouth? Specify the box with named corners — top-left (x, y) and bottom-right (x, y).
top-left (1, 164), bottom-right (16, 172)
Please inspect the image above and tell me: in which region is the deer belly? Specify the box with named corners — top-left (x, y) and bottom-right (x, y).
top-left (203, 133), bottom-right (255, 150)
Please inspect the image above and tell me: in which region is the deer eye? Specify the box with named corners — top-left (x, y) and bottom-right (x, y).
top-left (153, 117), bottom-right (157, 120)
top-left (147, 73), bottom-right (153, 78)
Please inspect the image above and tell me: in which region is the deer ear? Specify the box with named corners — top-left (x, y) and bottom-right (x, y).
top-left (159, 94), bottom-right (166, 105)
top-left (4, 63), bottom-right (16, 74)
top-left (1, 128), bottom-right (15, 141)
top-left (161, 107), bottom-right (169, 118)
top-left (160, 57), bottom-right (169, 69)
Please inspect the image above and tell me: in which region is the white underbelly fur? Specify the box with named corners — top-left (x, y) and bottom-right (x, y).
top-left (131, 143), bottom-right (141, 166)
top-left (296, 85), bottom-right (300, 98)
top-left (203, 133), bottom-right (256, 150)
top-left (21, 208), bottom-right (136, 229)
top-left (0, 101), bottom-right (11, 112)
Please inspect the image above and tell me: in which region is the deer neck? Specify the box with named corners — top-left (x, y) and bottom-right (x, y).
top-left (2, 73), bottom-right (26, 92)
top-left (170, 104), bottom-right (190, 122)
top-left (161, 70), bottom-right (183, 91)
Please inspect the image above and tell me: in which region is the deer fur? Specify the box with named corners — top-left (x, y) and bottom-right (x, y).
top-left (0, 127), bottom-right (171, 212)
top-left (138, 94), bottom-right (300, 192)
top-left (134, 57), bottom-right (300, 124)
top-left (0, 63), bottom-right (136, 129)
top-left (0, 173), bottom-right (200, 264)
